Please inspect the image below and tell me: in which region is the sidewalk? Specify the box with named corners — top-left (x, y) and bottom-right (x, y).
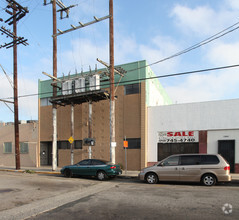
top-left (0, 166), bottom-right (139, 178)
top-left (0, 166), bottom-right (238, 181)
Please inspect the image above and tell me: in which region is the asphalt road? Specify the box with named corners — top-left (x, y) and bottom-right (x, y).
top-left (1, 172), bottom-right (238, 220)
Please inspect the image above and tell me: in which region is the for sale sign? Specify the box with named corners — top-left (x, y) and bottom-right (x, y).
top-left (158, 131), bottom-right (199, 143)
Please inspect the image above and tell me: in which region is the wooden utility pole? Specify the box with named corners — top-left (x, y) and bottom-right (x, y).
top-left (43, 0), bottom-right (76, 170)
top-left (109, 0), bottom-right (115, 163)
top-left (0, 1), bottom-right (29, 170)
top-left (12, 3), bottom-right (20, 170)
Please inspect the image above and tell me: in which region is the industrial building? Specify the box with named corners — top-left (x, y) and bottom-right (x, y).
top-left (38, 60), bottom-right (172, 170)
top-left (148, 99), bottom-right (239, 173)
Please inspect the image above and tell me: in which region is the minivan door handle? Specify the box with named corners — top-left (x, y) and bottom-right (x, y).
top-left (175, 168), bottom-right (178, 170)
top-left (181, 167), bottom-right (185, 170)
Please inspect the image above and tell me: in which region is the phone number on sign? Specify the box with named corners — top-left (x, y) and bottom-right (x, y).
top-left (158, 138), bottom-right (196, 143)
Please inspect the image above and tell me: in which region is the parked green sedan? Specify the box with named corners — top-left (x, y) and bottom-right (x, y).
top-left (60, 159), bottom-right (122, 180)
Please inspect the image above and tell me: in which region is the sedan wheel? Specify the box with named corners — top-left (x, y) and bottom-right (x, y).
top-left (146, 173), bottom-right (158, 184)
top-left (64, 169), bottom-right (72, 178)
top-left (97, 171), bottom-right (107, 181)
top-left (202, 174), bottom-right (216, 186)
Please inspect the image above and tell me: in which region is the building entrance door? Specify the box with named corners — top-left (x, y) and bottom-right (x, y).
top-left (218, 140), bottom-right (235, 173)
top-left (40, 142), bottom-right (52, 166)
top-left (158, 143), bottom-right (199, 161)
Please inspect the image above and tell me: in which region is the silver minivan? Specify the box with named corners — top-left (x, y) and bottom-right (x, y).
top-left (139, 154), bottom-right (231, 186)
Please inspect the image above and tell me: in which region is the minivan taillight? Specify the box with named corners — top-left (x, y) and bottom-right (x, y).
top-left (110, 166), bottom-right (116, 169)
top-left (224, 166), bottom-right (230, 171)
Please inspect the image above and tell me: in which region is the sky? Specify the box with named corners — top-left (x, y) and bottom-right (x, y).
top-left (0, 0), bottom-right (239, 122)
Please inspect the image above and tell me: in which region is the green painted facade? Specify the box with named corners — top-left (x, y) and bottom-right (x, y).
top-left (38, 60), bottom-right (172, 106)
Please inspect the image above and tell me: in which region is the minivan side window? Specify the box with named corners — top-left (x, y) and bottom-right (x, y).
top-left (163, 156), bottom-right (179, 166)
top-left (201, 155), bottom-right (219, 164)
top-left (181, 155), bottom-right (201, 165)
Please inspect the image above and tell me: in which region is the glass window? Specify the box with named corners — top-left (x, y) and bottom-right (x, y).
top-left (201, 155), bottom-right (219, 164)
top-left (181, 155), bottom-right (201, 165)
top-left (58, 141), bottom-right (70, 149)
top-left (92, 160), bottom-right (105, 165)
top-left (163, 156), bottom-right (179, 166)
top-left (58, 140), bottom-right (82, 149)
top-left (75, 140), bottom-right (82, 149)
top-left (125, 138), bottom-right (141, 149)
top-left (78, 160), bottom-right (91, 165)
top-left (124, 83), bottom-right (140, 95)
top-left (20, 142), bottom-right (29, 154)
top-left (40, 98), bottom-right (52, 106)
top-left (3, 142), bottom-right (12, 153)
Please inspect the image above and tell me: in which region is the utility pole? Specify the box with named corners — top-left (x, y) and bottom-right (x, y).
top-left (13, 3), bottom-right (20, 170)
top-left (52, 0), bottom-right (58, 171)
top-left (109, 0), bottom-right (115, 163)
top-left (70, 103), bottom-right (74, 165)
top-left (44, 0), bottom-right (75, 170)
top-left (0, 0), bottom-right (29, 170)
top-left (51, 1), bottom-right (114, 162)
top-left (88, 101), bottom-right (93, 159)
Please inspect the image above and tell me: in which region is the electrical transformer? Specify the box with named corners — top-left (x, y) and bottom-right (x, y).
top-left (62, 80), bottom-right (72, 95)
top-left (89, 74), bottom-right (100, 91)
top-left (75, 77), bottom-right (85, 93)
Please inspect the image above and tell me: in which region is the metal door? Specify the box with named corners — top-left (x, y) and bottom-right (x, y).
top-left (218, 140), bottom-right (235, 173)
top-left (40, 142), bottom-right (52, 166)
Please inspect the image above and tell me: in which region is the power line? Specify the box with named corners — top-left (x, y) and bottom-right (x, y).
top-left (126, 21), bottom-right (239, 74)
top-left (1, 63), bottom-right (239, 100)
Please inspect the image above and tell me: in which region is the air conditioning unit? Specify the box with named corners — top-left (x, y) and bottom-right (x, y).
top-left (75, 77), bottom-right (85, 93)
top-left (89, 75), bottom-right (100, 91)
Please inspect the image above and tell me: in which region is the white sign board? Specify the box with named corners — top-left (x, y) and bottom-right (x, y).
top-left (158, 131), bottom-right (199, 143)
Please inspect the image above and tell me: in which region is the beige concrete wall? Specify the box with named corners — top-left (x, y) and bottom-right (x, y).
top-left (0, 122), bottom-right (38, 167)
top-left (58, 149), bottom-right (86, 167)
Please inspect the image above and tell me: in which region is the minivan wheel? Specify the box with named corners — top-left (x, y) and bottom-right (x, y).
top-left (146, 173), bottom-right (158, 184)
top-left (202, 174), bottom-right (216, 186)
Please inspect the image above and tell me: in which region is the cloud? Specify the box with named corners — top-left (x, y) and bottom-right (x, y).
top-left (206, 42), bottom-right (239, 65)
top-left (171, 4), bottom-right (238, 37)
top-left (0, 76), bottom-right (38, 122)
top-left (18, 78), bottom-right (38, 120)
top-left (139, 35), bottom-right (181, 75)
top-left (227, 0), bottom-right (239, 9)
top-left (58, 38), bottom-right (109, 74)
top-left (165, 67), bottom-right (239, 104)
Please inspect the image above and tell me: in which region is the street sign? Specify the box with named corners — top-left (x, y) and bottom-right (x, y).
top-left (124, 141), bottom-right (128, 148)
top-left (68, 136), bottom-right (74, 144)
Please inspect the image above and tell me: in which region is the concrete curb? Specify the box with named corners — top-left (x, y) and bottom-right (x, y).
top-left (0, 168), bottom-right (136, 178)
top-left (1, 169), bottom-right (238, 183)
top-left (0, 169), bottom-right (61, 175)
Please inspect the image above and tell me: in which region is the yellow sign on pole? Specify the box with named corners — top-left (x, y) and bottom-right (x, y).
top-left (68, 136), bottom-right (74, 144)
